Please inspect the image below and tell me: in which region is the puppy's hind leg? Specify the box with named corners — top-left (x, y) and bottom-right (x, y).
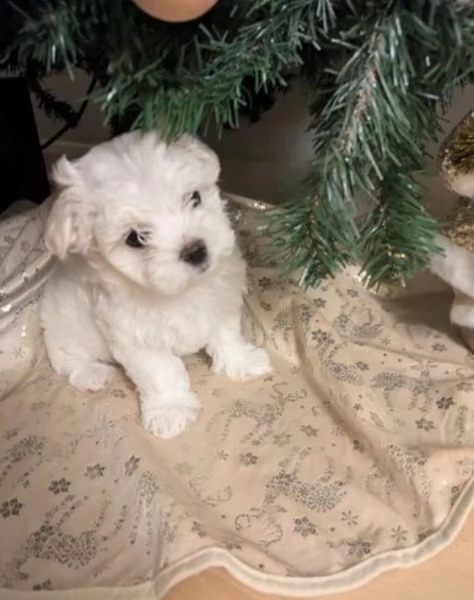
top-left (45, 331), bottom-right (116, 392)
top-left (46, 335), bottom-right (116, 392)
top-left (68, 361), bottom-right (116, 392)
top-left (41, 289), bottom-right (116, 393)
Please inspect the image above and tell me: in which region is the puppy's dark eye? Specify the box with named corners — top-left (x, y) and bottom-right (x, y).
top-left (125, 230), bottom-right (144, 248)
top-left (190, 190), bottom-right (201, 208)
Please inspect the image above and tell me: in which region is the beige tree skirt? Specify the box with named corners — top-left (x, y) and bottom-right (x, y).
top-left (1, 196), bottom-right (474, 600)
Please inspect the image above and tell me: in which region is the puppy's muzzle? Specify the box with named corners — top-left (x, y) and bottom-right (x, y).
top-left (180, 239), bottom-right (208, 268)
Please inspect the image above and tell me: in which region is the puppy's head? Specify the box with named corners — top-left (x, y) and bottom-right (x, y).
top-left (45, 131), bottom-right (236, 295)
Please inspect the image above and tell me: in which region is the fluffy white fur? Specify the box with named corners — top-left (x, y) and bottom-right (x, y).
top-left (40, 131), bottom-right (272, 439)
top-left (429, 234), bottom-right (474, 328)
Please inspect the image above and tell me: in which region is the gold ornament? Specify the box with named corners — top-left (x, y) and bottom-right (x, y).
top-left (439, 109), bottom-right (474, 193)
top-left (438, 109), bottom-right (474, 252)
top-left (442, 196), bottom-right (474, 253)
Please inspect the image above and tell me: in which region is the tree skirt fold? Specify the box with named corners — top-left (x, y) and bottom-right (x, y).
top-left (0, 196), bottom-right (474, 600)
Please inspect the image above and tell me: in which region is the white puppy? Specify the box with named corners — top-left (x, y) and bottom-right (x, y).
top-left (40, 131), bottom-right (272, 438)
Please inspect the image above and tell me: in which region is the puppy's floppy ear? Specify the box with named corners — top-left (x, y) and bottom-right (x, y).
top-left (45, 156), bottom-right (93, 260)
top-left (176, 134), bottom-right (221, 183)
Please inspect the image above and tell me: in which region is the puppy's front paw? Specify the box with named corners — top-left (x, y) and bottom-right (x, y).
top-left (141, 393), bottom-right (201, 439)
top-left (215, 345), bottom-right (272, 381)
top-left (69, 362), bottom-right (116, 392)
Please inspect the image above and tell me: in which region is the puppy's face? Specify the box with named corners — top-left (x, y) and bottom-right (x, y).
top-left (45, 131), bottom-right (236, 295)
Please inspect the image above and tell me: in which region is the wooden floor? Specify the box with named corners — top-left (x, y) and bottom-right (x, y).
top-left (165, 511), bottom-right (474, 600)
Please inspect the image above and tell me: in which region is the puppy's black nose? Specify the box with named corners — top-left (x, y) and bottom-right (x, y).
top-left (180, 239), bottom-right (208, 266)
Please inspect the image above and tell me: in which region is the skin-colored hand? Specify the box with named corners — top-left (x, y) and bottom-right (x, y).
top-left (131, 0), bottom-right (218, 22)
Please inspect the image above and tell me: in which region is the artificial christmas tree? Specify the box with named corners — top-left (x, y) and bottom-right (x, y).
top-left (2, 0), bottom-right (474, 287)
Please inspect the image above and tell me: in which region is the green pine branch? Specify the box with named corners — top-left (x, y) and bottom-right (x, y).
top-left (358, 1), bottom-right (474, 286)
top-left (28, 76), bottom-right (78, 125)
top-left (359, 173), bottom-right (440, 288)
top-left (267, 0), bottom-right (474, 288)
top-left (12, 0), bottom-right (332, 136)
